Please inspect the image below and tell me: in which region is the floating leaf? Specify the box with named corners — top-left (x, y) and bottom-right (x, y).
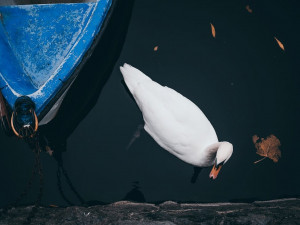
top-left (246, 5), bottom-right (253, 13)
top-left (46, 145), bottom-right (53, 156)
top-left (49, 205), bottom-right (58, 208)
top-left (154, 46), bottom-right (158, 51)
top-left (274, 37), bottom-right (285, 51)
top-left (210, 23), bottom-right (216, 38)
top-left (252, 135), bottom-right (259, 144)
top-left (253, 134), bottom-right (281, 164)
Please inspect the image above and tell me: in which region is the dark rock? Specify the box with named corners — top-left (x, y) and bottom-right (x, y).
top-left (0, 198), bottom-right (299, 225)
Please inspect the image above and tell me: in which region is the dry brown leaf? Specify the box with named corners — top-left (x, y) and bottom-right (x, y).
top-left (253, 134), bottom-right (281, 163)
top-left (252, 135), bottom-right (259, 144)
top-left (210, 23), bottom-right (216, 38)
top-left (274, 37), bottom-right (285, 51)
top-left (246, 5), bottom-right (253, 13)
top-left (154, 46), bottom-right (158, 51)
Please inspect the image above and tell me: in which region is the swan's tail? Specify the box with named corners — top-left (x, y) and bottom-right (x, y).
top-left (120, 63), bottom-right (151, 94)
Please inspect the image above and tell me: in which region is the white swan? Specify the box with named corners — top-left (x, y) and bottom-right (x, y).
top-left (120, 63), bottom-right (233, 179)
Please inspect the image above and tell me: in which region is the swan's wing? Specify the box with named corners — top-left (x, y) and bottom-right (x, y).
top-left (134, 79), bottom-right (218, 153)
top-left (120, 63), bottom-right (204, 124)
top-left (120, 64), bottom-right (218, 159)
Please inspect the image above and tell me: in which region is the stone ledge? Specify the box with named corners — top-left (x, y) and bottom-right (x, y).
top-left (0, 198), bottom-right (299, 225)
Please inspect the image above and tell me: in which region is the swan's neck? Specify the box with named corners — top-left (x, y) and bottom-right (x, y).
top-left (202, 142), bottom-right (222, 166)
top-left (206, 142), bottom-right (222, 154)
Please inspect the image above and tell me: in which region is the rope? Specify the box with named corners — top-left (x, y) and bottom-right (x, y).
top-left (54, 151), bottom-right (85, 206)
top-left (23, 142), bottom-right (43, 225)
top-left (56, 167), bottom-right (74, 206)
top-left (0, 156), bottom-right (38, 218)
top-left (0, 134), bottom-right (44, 225)
top-left (0, 133), bottom-right (86, 224)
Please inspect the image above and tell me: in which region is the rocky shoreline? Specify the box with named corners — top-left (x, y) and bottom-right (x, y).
top-left (0, 198), bottom-right (299, 225)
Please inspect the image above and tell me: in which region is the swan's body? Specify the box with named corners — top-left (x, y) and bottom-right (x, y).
top-left (120, 63), bottom-right (233, 178)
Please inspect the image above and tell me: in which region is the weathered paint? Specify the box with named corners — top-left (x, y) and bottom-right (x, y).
top-left (0, 1), bottom-right (97, 6)
top-left (0, 0), bottom-right (111, 117)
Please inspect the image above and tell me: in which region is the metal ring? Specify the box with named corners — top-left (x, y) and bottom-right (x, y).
top-left (11, 112), bottom-right (21, 138)
top-left (34, 111), bottom-right (38, 132)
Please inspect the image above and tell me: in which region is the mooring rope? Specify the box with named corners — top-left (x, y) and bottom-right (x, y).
top-left (55, 151), bottom-right (85, 206)
top-left (23, 140), bottom-right (44, 225)
top-left (0, 134), bottom-right (87, 224)
top-left (0, 134), bottom-right (44, 225)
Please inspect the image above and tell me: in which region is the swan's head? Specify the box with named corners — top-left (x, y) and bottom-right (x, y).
top-left (209, 142), bottom-right (233, 179)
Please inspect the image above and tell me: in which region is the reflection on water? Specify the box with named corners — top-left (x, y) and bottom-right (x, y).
top-left (123, 181), bottom-right (146, 203)
top-left (37, 0), bottom-right (135, 206)
top-left (126, 124), bottom-right (144, 150)
top-left (190, 167), bottom-right (202, 184)
top-left (37, 0), bottom-right (135, 157)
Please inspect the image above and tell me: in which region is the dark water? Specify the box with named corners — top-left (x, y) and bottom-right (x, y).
top-left (0, 0), bottom-right (299, 207)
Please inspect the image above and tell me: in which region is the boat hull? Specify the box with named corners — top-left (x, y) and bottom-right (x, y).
top-left (0, 0), bottom-right (112, 124)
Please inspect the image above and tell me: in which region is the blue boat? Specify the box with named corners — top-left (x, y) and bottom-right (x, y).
top-left (0, 0), bottom-right (113, 137)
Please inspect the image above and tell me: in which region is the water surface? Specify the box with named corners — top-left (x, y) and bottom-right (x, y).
top-left (0, 0), bottom-right (299, 207)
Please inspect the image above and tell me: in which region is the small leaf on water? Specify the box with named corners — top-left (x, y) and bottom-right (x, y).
top-left (45, 145), bottom-right (53, 156)
top-left (246, 5), bottom-right (253, 13)
top-left (252, 135), bottom-right (259, 144)
top-left (210, 23), bottom-right (216, 38)
top-left (274, 37), bottom-right (285, 51)
top-left (253, 134), bottom-right (281, 164)
top-left (154, 46), bottom-right (158, 51)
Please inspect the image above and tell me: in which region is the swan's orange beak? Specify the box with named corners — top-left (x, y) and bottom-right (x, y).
top-left (209, 164), bottom-right (222, 179)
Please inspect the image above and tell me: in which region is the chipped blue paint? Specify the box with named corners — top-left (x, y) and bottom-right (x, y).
top-left (0, 0), bottom-right (111, 117)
